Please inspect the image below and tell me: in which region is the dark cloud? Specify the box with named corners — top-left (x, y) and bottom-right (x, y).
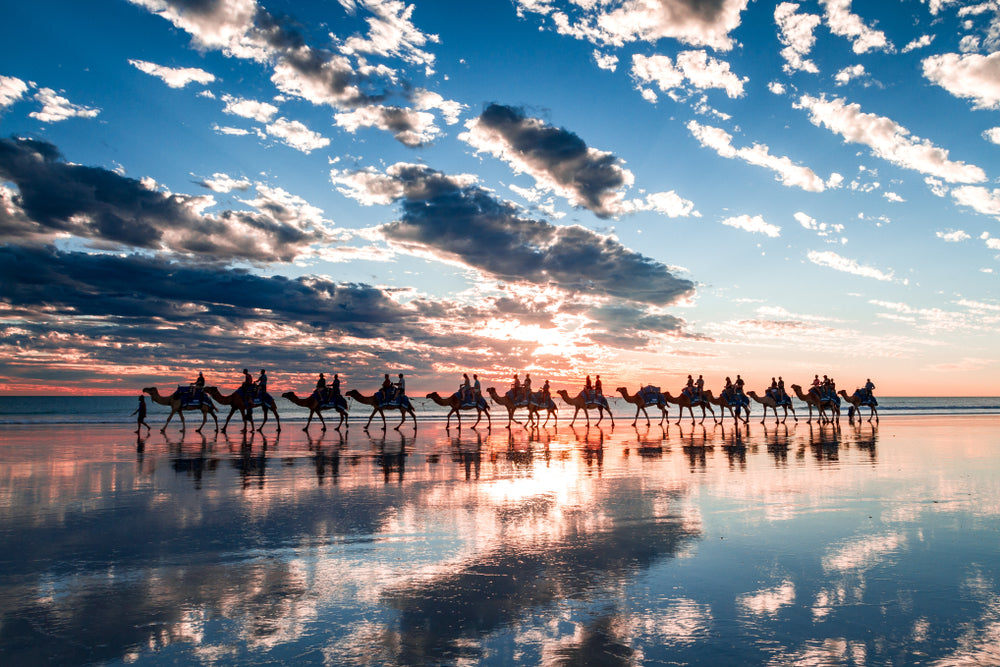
top-left (0, 136), bottom-right (329, 262)
top-left (468, 104), bottom-right (631, 217)
top-left (586, 303), bottom-right (691, 348)
top-left (371, 164), bottom-right (694, 306)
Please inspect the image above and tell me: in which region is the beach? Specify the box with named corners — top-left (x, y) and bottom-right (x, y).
top-left (1, 412), bottom-right (999, 665)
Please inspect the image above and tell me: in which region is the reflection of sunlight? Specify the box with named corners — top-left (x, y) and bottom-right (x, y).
top-left (738, 580), bottom-right (795, 616)
top-left (931, 596), bottom-right (1000, 665)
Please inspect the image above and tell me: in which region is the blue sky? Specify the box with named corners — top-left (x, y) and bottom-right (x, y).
top-left (2, 0), bottom-right (999, 396)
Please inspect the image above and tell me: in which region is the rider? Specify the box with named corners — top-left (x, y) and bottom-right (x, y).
top-left (723, 376), bottom-right (734, 401)
top-left (695, 374), bottom-right (705, 401)
top-left (523, 373), bottom-right (532, 402)
top-left (241, 368), bottom-right (254, 397)
top-left (331, 373), bottom-right (341, 397)
top-left (461, 373), bottom-right (472, 403)
top-left (684, 375), bottom-right (694, 400)
top-left (542, 379), bottom-right (551, 404)
top-left (256, 369), bottom-right (267, 398)
top-left (511, 373), bottom-right (521, 402)
top-left (395, 374), bottom-right (406, 400)
top-left (381, 373), bottom-right (394, 402)
top-left (316, 372), bottom-right (327, 400)
top-left (777, 376), bottom-right (787, 402)
top-left (863, 378), bottom-right (877, 405)
top-left (473, 374), bottom-right (482, 401)
top-left (594, 375), bottom-right (603, 396)
top-left (584, 375), bottom-right (593, 402)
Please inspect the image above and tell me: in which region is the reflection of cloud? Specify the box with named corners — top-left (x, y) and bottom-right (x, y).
top-left (822, 532), bottom-right (905, 572)
top-left (738, 580), bottom-right (795, 616)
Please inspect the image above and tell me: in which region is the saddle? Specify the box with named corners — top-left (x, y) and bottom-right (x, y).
top-left (174, 385), bottom-right (209, 408)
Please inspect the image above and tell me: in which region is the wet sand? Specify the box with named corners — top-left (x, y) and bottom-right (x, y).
top-left (1, 416), bottom-right (999, 665)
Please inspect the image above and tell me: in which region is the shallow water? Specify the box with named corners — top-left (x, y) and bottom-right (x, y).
top-left (1, 417), bottom-right (998, 665)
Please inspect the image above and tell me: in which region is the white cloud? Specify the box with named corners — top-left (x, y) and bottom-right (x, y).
top-left (984, 127), bottom-right (1000, 144)
top-left (722, 214), bottom-right (781, 237)
top-left (882, 191), bottom-right (904, 202)
top-left (0, 75), bottom-right (28, 108)
top-left (530, 0), bottom-right (750, 52)
top-left (335, 104), bottom-right (439, 147)
top-left (768, 81), bottom-right (786, 95)
top-left (983, 232), bottom-right (1000, 250)
top-left (795, 211), bottom-right (844, 238)
top-left (265, 117), bottom-right (330, 153)
top-left (201, 173), bottom-right (252, 193)
top-left (775, 2), bottom-right (821, 74)
top-left (923, 52), bottom-right (1000, 110)
top-left (631, 50), bottom-right (747, 99)
top-left (128, 59), bottom-right (216, 88)
top-left (29, 88), bottom-right (100, 123)
top-left (221, 93), bottom-right (279, 122)
top-left (411, 89), bottom-right (464, 125)
top-left (796, 94), bottom-right (987, 184)
top-left (953, 186), bottom-right (1000, 218)
top-left (820, 0), bottom-right (893, 53)
top-left (808, 250), bottom-right (895, 281)
top-left (337, 0), bottom-right (440, 70)
top-left (593, 50), bottom-right (619, 71)
top-left (834, 64), bottom-right (866, 86)
top-left (687, 120), bottom-right (829, 192)
top-left (902, 34), bottom-right (934, 53)
top-left (937, 229), bottom-right (970, 242)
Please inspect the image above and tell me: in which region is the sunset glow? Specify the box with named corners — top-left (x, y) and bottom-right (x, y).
top-left (2, 0), bottom-right (999, 396)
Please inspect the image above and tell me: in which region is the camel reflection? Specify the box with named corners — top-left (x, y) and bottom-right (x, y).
top-left (807, 422), bottom-right (841, 463)
top-left (449, 430), bottom-right (482, 480)
top-left (370, 430), bottom-right (410, 484)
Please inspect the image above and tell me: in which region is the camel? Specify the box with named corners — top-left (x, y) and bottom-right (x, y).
top-left (142, 386), bottom-right (219, 433)
top-left (345, 389), bottom-right (416, 430)
top-left (526, 391), bottom-right (559, 427)
top-left (747, 390), bottom-right (797, 424)
top-left (486, 387), bottom-right (530, 428)
top-left (791, 384), bottom-right (839, 423)
top-left (282, 390), bottom-right (348, 431)
top-left (662, 390), bottom-right (716, 425)
top-left (204, 386), bottom-right (281, 433)
top-left (703, 389), bottom-right (749, 425)
top-left (616, 386), bottom-right (668, 427)
top-left (426, 391), bottom-right (490, 429)
top-left (555, 390), bottom-right (614, 427)
top-left (839, 389), bottom-right (879, 424)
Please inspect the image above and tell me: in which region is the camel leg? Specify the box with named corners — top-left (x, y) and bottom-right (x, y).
top-left (319, 409), bottom-right (330, 431)
top-left (303, 410), bottom-right (314, 431)
top-left (222, 406), bottom-right (239, 433)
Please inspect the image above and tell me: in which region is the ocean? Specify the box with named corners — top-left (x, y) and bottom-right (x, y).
top-left (0, 393), bottom-right (998, 425)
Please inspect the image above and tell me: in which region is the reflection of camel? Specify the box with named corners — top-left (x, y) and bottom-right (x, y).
top-left (204, 386), bottom-right (281, 433)
top-left (486, 387), bottom-right (529, 428)
top-left (282, 390), bottom-right (348, 431)
top-left (556, 390), bottom-right (614, 427)
top-left (662, 391), bottom-right (715, 424)
top-left (346, 389), bottom-right (416, 430)
top-left (839, 389), bottom-right (879, 424)
top-left (142, 386), bottom-right (218, 433)
top-left (747, 390), bottom-right (797, 424)
top-left (426, 391), bottom-right (490, 429)
top-left (791, 384), bottom-right (839, 423)
top-left (616, 387), bottom-right (668, 426)
top-left (703, 390), bottom-right (749, 425)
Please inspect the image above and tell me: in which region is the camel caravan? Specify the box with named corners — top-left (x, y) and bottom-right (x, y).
top-left (140, 369), bottom-right (878, 433)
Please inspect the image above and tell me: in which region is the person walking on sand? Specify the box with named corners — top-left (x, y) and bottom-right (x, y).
top-left (132, 394), bottom-right (150, 434)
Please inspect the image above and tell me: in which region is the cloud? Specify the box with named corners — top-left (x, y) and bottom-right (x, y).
top-left (460, 104), bottom-right (636, 217)
top-left (936, 229), bottom-right (970, 242)
top-left (808, 250), bottom-right (895, 281)
top-left (515, 0), bottom-right (749, 51)
top-left (834, 64), bottom-right (866, 86)
top-left (128, 59), bottom-right (216, 88)
top-left (952, 186), bottom-right (1000, 218)
top-left (795, 211), bottom-right (844, 239)
top-left (902, 34), bottom-right (934, 53)
top-left (593, 50), bottom-right (619, 71)
top-left (922, 52), bottom-right (1000, 110)
top-left (127, 0), bottom-right (449, 146)
top-left (775, 2), bottom-right (821, 74)
top-left (331, 162), bottom-right (696, 306)
top-left (820, 0), bottom-right (893, 54)
top-left (199, 173), bottom-right (252, 193)
top-left (0, 136), bottom-right (332, 263)
top-left (335, 104), bottom-right (438, 146)
top-left (631, 50), bottom-right (747, 99)
top-left (265, 117), bottom-right (331, 153)
top-left (721, 214), bottom-right (781, 237)
top-left (0, 75), bottom-right (28, 109)
top-left (796, 94), bottom-right (987, 184)
top-left (221, 93), bottom-right (279, 122)
top-left (29, 88), bottom-right (100, 123)
top-left (984, 127), bottom-right (1000, 145)
top-left (687, 120), bottom-right (831, 192)
top-left (337, 0), bottom-right (440, 70)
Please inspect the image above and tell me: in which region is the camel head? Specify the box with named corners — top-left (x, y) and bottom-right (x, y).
top-left (142, 387), bottom-right (157, 395)
top-left (615, 387), bottom-right (629, 397)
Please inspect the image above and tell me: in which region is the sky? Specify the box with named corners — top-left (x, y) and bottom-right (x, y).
top-left (1, 0), bottom-right (999, 397)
